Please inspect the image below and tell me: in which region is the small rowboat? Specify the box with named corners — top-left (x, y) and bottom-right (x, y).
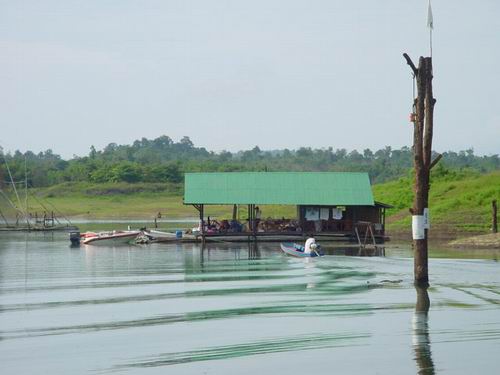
top-left (280, 242), bottom-right (323, 258)
top-left (81, 230), bottom-right (140, 245)
top-left (142, 229), bottom-right (197, 242)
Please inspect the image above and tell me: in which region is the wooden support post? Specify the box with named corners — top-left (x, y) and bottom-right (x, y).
top-left (354, 226), bottom-right (362, 248)
top-left (251, 204), bottom-right (257, 237)
top-left (232, 204), bottom-right (237, 221)
top-left (363, 224), bottom-right (369, 246)
top-left (404, 53), bottom-right (436, 287)
top-left (298, 206), bottom-right (304, 234)
top-left (369, 224), bottom-right (377, 248)
top-left (0, 207), bottom-right (9, 226)
top-left (200, 204), bottom-right (204, 238)
top-left (493, 200), bottom-right (498, 233)
top-left (247, 204), bottom-right (252, 232)
top-left (382, 208), bottom-right (386, 236)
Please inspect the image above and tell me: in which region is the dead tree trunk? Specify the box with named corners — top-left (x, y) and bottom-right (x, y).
top-left (404, 54), bottom-right (437, 287)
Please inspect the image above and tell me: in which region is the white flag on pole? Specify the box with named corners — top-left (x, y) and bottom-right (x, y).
top-left (427, 0), bottom-right (434, 30)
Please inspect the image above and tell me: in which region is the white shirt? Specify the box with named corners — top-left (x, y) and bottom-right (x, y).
top-left (304, 238), bottom-right (316, 254)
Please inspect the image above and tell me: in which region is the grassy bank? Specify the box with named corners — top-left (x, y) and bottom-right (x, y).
top-left (23, 182), bottom-right (188, 219)
top-left (373, 170), bottom-right (500, 234)
top-left (12, 181), bottom-right (295, 221)
top-left (3, 171), bottom-right (499, 235)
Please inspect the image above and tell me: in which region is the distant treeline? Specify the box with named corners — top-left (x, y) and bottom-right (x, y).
top-left (1, 135), bottom-right (499, 187)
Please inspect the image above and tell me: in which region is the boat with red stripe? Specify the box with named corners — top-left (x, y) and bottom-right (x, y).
top-left (81, 230), bottom-right (140, 245)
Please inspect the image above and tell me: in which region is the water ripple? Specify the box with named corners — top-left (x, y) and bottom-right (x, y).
top-left (110, 333), bottom-right (369, 370)
top-left (2, 301), bottom-right (403, 341)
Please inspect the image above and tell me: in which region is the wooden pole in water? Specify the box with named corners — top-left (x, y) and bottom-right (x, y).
top-left (403, 53), bottom-right (437, 287)
top-left (493, 200), bottom-right (498, 233)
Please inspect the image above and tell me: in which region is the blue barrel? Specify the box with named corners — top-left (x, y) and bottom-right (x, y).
top-left (175, 230), bottom-right (183, 239)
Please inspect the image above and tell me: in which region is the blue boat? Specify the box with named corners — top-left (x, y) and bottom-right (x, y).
top-left (280, 242), bottom-right (323, 258)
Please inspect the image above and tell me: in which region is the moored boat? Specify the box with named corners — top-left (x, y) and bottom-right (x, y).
top-left (142, 229), bottom-right (197, 242)
top-left (81, 230), bottom-right (140, 245)
top-left (280, 242), bottom-right (323, 257)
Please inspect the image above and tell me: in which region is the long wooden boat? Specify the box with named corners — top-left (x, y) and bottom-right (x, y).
top-left (81, 230), bottom-right (140, 245)
top-left (280, 242), bottom-right (323, 258)
top-left (143, 229), bottom-right (197, 242)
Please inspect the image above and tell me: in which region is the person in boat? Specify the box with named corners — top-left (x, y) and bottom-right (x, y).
top-left (304, 237), bottom-right (319, 255)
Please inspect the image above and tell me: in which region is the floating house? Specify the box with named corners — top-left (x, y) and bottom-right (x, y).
top-left (184, 172), bottom-right (391, 242)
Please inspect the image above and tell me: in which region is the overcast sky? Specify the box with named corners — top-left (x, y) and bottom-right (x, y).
top-left (1, 0), bottom-right (499, 158)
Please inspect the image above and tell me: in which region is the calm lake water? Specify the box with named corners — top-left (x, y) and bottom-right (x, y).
top-left (1, 233), bottom-right (499, 374)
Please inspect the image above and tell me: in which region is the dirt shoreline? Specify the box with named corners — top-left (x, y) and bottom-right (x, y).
top-left (388, 230), bottom-right (499, 249)
top-left (447, 233), bottom-right (500, 249)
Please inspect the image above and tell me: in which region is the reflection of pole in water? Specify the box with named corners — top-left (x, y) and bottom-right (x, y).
top-left (182, 243), bottom-right (205, 274)
top-left (248, 240), bottom-right (261, 260)
top-left (412, 286), bottom-right (435, 375)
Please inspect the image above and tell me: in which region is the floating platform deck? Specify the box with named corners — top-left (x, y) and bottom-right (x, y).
top-left (155, 231), bottom-right (389, 244)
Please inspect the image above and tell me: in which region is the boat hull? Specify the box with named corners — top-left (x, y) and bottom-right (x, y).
top-left (82, 231), bottom-right (140, 246)
top-left (144, 230), bottom-right (196, 242)
top-left (280, 242), bottom-right (323, 257)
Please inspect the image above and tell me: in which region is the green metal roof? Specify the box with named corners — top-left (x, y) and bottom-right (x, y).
top-left (184, 172), bottom-right (375, 206)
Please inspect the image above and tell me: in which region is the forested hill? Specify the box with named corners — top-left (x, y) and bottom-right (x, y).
top-left (1, 135), bottom-right (499, 188)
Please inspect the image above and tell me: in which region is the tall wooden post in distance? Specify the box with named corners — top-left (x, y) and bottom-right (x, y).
top-left (403, 53), bottom-right (437, 287)
top-left (493, 200), bottom-right (498, 233)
